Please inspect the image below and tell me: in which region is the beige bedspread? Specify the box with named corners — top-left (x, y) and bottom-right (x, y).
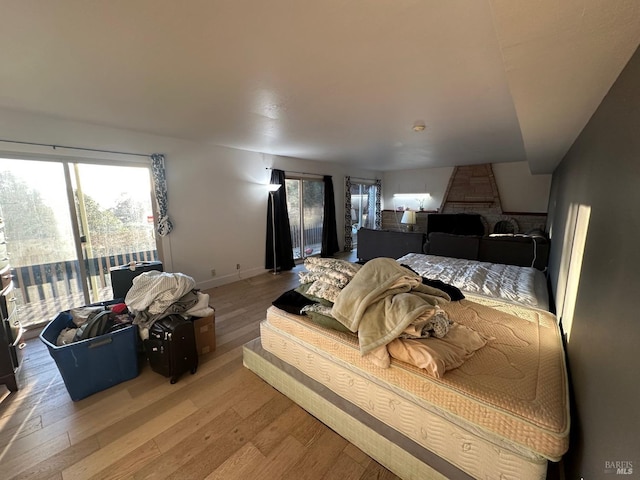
top-left (332, 258), bottom-right (451, 354)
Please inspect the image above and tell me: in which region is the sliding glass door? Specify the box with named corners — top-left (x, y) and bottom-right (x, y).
top-left (0, 157), bottom-right (157, 328)
top-left (350, 182), bottom-right (377, 247)
top-left (286, 178), bottom-right (324, 260)
top-left (69, 163), bottom-right (157, 303)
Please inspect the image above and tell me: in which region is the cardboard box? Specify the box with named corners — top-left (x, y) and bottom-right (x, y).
top-left (192, 311), bottom-right (216, 355)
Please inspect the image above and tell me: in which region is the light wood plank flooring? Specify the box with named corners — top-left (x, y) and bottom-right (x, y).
top-left (0, 256), bottom-right (401, 480)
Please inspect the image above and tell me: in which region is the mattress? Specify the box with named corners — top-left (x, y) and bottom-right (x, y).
top-left (257, 302), bottom-right (570, 479)
top-left (396, 253), bottom-right (550, 311)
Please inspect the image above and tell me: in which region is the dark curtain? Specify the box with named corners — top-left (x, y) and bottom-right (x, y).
top-left (321, 175), bottom-right (340, 257)
top-left (265, 169), bottom-right (295, 271)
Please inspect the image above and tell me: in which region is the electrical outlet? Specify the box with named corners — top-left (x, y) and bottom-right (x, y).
top-left (210, 268), bottom-right (216, 277)
top-left (236, 263), bottom-right (241, 270)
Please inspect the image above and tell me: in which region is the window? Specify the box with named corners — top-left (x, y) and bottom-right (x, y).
top-left (0, 157), bottom-right (158, 328)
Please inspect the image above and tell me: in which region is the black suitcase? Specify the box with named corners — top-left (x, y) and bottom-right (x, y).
top-left (110, 261), bottom-right (163, 299)
top-left (144, 315), bottom-right (198, 384)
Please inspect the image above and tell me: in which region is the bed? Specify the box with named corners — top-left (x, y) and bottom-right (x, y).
top-left (243, 257), bottom-right (569, 479)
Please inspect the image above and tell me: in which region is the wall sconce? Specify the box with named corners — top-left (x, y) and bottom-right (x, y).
top-left (393, 193), bottom-right (430, 199)
top-left (393, 193), bottom-right (430, 211)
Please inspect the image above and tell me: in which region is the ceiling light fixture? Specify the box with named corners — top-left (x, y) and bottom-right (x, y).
top-left (412, 122), bottom-right (426, 132)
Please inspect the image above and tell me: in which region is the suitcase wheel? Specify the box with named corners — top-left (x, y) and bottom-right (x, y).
top-left (170, 377), bottom-right (178, 384)
top-left (190, 367), bottom-right (197, 375)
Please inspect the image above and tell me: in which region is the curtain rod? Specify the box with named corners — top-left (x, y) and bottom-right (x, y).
top-left (349, 175), bottom-right (379, 182)
top-left (0, 139), bottom-right (151, 158)
top-left (265, 167), bottom-right (323, 177)
top-left (266, 168), bottom-right (379, 181)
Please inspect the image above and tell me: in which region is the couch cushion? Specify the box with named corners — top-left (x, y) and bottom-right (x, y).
top-left (357, 228), bottom-right (425, 261)
top-left (426, 232), bottom-right (480, 260)
top-left (479, 234), bottom-right (549, 270)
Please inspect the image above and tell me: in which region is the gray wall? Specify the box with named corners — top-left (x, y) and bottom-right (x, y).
top-left (547, 46), bottom-right (640, 478)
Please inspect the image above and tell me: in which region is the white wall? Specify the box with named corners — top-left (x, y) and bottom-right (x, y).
top-left (382, 161), bottom-right (551, 213)
top-left (492, 161), bottom-right (551, 212)
top-left (382, 166), bottom-right (454, 211)
top-left (0, 108), bottom-right (380, 289)
top-left (164, 147), bottom-right (380, 288)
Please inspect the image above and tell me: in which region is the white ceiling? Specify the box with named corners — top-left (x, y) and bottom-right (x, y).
top-left (1, 0), bottom-right (639, 173)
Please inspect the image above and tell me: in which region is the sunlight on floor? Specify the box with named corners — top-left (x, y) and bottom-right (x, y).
top-left (0, 377), bottom-right (42, 463)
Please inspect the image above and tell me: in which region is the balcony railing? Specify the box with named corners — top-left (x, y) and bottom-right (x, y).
top-left (12, 250), bottom-right (158, 328)
top-left (290, 224), bottom-right (323, 259)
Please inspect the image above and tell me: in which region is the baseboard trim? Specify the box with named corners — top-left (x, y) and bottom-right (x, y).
top-left (196, 266), bottom-right (267, 290)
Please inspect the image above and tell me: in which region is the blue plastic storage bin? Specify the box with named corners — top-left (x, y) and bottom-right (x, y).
top-left (40, 306), bottom-right (140, 401)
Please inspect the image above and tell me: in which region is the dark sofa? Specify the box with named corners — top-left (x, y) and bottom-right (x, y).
top-left (356, 228), bottom-right (425, 262)
top-left (425, 232), bottom-right (549, 270)
top-left (356, 228), bottom-right (549, 270)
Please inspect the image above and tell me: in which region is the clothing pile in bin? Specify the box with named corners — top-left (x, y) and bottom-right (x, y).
top-left (124, 270), bottom-right (214, 340)
top-left (55, 302), bottom-right (133, 346)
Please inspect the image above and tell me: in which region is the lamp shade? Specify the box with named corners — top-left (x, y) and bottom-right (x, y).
top-left (267, 183), bottom-right (282, 192)
top-left (401, 210), bottom-right (416, 225)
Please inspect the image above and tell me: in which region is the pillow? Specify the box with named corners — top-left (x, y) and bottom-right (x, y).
top-left (295, 283), bottom-right (334, 306)
top-left (304, 279), bottom-right (342, 304)
top-left (304, 257), bottom-right (362, 276)
top-left (301, 304), bottom-right (352, 334)
top-left (299, 268), bottom-right (351, 289)
top-left (387, 323), bottom-right (487, 378)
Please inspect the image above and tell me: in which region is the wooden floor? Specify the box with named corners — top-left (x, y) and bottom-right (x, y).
top-left (0, 255), bottom-right (401, 480)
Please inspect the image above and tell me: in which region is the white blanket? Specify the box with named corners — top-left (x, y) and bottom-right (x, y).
top-left (397, 253), bottom-right (549, 310)
top-left (125, 271), bottom-right (196, 314)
